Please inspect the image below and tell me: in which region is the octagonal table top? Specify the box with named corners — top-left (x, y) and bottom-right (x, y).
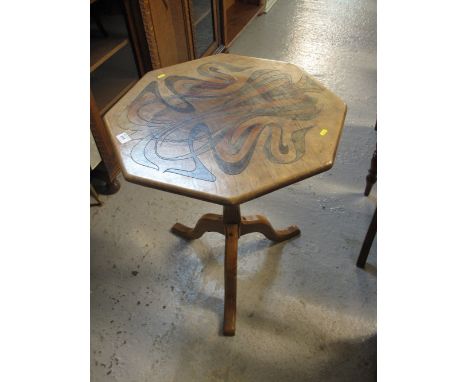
top-left (104, 54), bottom-right (347, 205)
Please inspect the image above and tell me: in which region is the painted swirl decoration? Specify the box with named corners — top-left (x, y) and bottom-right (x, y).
top-left (118, 61), bottom-right (324, 182)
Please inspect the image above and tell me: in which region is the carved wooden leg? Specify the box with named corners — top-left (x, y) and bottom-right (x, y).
top-left (171, 213), bottom-right (224, 240)
top-left (223, 224), bottom-right (239, 336)
top-left (240, 215), bottom-right (300, 242)
top-left (357, 209), bottom-right (377, 268)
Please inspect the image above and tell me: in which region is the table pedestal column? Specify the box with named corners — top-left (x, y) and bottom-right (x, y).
top-left (171, 205), bottom-right (300, 336)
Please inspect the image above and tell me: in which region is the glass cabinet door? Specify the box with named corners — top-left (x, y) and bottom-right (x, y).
top-left (90, 0), bottom-right (140, 115)
top-left (190, 0), bottom-right (218, 58)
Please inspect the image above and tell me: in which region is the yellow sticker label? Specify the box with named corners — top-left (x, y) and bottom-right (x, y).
top-left (320, 129), bottom-right (328, 136)
top-left (157, 74), bottom-right (166, 79)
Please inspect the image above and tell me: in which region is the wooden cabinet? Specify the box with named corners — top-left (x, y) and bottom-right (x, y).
top-left (189, 0), bottom-right (222, 57)
top-left (222, 0), bottom-right (265, 47)
top-left (139, 0), bottom-right (265, 70)
top-left (139, 0), bottom-right (192, 67)
top-left (90, 0), bottom-right (151, 193)
top-left (139, 0), bottom-right (223, 69)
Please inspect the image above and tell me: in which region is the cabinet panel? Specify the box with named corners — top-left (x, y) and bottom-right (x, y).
top-left (90, 0), bottom-right (151, 191)
top-left (139, 0), bottom-right (191, 68)
top-left (190, 0), bottom-right (217, 57)
top-left (221, 0), bottom-right (265, 47)
top-left (91, 43), bottom-right (139, 115)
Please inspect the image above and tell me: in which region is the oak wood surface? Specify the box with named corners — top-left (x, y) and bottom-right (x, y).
top-left (105, 54), bottom-right (347, 205)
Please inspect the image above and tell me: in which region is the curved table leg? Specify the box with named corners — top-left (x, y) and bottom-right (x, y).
top-left (240, 215), bottom-right (301, 242)
top-left (170, 206), bottom-right (299, 336)
top-left (171, 213), bottom-right (224, 240)
top-left (223, 224), bottom-right (238, 336)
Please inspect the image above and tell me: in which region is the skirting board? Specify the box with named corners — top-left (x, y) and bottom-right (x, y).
top-left (265, 0), bottom-right (279, 13)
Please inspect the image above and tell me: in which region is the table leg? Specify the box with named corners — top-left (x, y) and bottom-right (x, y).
top-left (240, 215), bottom-right (300, 241)
top-left (171, 213), bottom-right (224, 240)
top-left (223, 224), bottom-right (238, 336)
top-left (171, 204), bottom-right (299, 335)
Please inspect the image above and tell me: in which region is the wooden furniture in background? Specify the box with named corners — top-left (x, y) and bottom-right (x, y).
top-left (139, 0), bottom-right (224, 69)
top-left (90, 0), bottom-right (151, 193)
top-left (189, 0), bottom-right (223, 57)
top-left (139, 0), bottom-right (266, 70)
top-left (357, 209), bottom-right (377, 268)
top-left (104, 54), bottom-right (347, 334)
top-left (357, 122), bottom-right (377, 268)
top-left (91, 92), bottom-right (121, 193)
top-left (222, 0), bottom-right (265, 47)
top-left (364, 122), bottom-right (377, 196)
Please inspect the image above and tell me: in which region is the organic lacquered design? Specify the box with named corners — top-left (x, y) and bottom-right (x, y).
top-left (117, 61), bottom-right (324, 182)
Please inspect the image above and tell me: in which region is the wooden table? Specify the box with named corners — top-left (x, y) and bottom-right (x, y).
top-left (104, 54), bottom-right (347, 335)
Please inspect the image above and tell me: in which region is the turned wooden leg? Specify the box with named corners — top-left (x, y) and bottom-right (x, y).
top-left (357, 209), bottom-right (377, 268)
top-left (240, 215), bottom-right (300, 242)
top-left (171, 213), bottom-right (224, 240)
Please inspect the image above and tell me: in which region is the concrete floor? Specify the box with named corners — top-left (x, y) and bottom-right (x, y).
top-left (91, 0), bottom-right (377, 380)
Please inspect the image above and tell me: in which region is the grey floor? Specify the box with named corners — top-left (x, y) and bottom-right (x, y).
top-left (91, 0), bottom-right (377, 381)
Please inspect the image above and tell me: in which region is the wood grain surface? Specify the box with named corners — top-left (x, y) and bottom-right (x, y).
top-left (104, 54), bottom-right (347, 205)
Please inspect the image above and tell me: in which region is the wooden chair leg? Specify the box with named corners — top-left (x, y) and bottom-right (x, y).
top-left (364, 148), bottom-right (377, 196)
top-left (357, 209), bottom-right (377, 268)
top-left (240, 215), bottom-right (300, 242)
top-left (223, 224), bottom-right (239, 336)
top-left (365, 121), bottom-right (377, 196)
top-left (171, 213), bottom-right (224, 240)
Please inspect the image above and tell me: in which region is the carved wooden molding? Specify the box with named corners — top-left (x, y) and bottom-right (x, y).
top-left (138, 0), bottom-right (162, 69)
